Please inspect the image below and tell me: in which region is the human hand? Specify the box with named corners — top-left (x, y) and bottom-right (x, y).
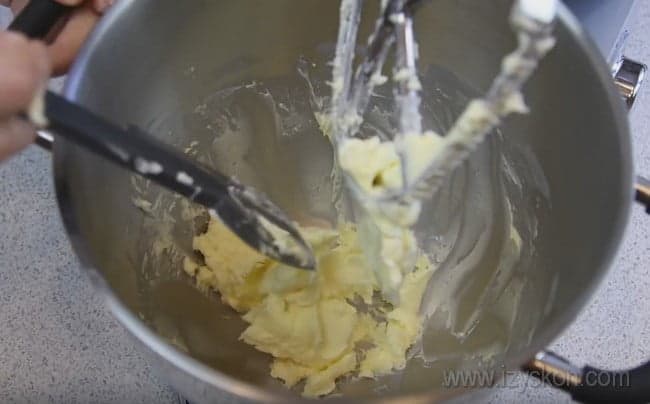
top-left (0, 30), bottom-right (48, 160)
top-left (3, 0), bottom-right (113, 74)
top-left (0, 0), bottom-right (111, 161)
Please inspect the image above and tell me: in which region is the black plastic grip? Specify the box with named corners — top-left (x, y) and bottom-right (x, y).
top-left (7, 0), bottom-right (72, 39)
top-left (568, 362), bottom-right (650, 404)
top-left (526, 352), bottom-right (650, 403)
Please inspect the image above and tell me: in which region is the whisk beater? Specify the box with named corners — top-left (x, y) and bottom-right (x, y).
top-left (332, 0), bottom-right (558, 206)
top-left (326, 0), bottom-right (558, 300)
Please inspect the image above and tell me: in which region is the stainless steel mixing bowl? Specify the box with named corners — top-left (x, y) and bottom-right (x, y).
top-left (53, 0), bottom-right (633, 402)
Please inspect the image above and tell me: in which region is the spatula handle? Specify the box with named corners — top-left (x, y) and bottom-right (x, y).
top-left (8, 0), bottom-right (75, 150)
top-left (8, 0), bottom-right (72, 40)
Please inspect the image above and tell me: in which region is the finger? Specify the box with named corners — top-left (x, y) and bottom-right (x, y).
top-left (54, 0), bottom-right (114, 14)
top-left (0, 117), bottom-right (36, 161)
top-left (7, 0), bottom-right (83, 14)
top-left (47, 2), bottom-right (98, 75)
top-left (0, 31), bottom-right (50, 118)
top-left (8, 1), bottom-right (110, 76)
top-left (92, 0), bottom-right (113, 14)
top-left (7, 0), bottom-right (25, 14)
top-left (8, 0), bottom-right (110, 18)
top-left (55, 0), bottom-right (85, 5)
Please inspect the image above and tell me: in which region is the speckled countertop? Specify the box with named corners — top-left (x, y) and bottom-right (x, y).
top-left (1, 4), bottom-right (649, 404)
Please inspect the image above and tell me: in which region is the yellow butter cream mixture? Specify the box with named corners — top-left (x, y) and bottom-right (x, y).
top-left (184, 218), bottom-right (433, 397)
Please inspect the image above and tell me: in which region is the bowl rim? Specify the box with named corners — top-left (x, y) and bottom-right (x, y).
top-left (53, 1), bottom-right (634, 402)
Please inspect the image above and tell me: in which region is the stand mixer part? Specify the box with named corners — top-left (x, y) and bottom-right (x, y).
top-left (329, 0), bottom-right (558, 299)
top-left (334, 0), bottom-right (558, 204)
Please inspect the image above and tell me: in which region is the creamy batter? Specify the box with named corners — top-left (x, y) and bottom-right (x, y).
top-left (184, 218), bottom-right (433, 397)
top-left (337, 132), bottom-right (443, 302)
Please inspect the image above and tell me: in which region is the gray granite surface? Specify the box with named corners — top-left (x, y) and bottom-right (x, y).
top-left (1, 3), bottom-right (649, 404)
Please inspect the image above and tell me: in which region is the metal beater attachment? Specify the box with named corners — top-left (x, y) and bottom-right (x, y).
top-left (330, 0), bottom-right (427, 144)
top-left (332, 0), bottom-right (558, 207)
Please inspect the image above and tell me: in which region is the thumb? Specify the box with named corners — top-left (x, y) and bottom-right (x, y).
top-left (0, 117), bottom-right (36, 161)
